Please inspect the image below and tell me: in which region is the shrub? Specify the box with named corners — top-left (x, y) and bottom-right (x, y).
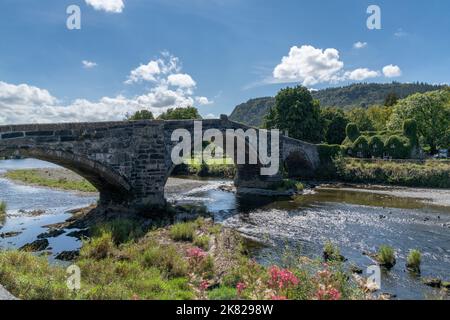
top-left (318, 144), bottom-right (342, 164)
top-left (80, 232), bottom-right (115, 260)
top-left (91, 219), bottom-right (144, 245)
top-left (346, 123), bottom-right (360, 142)
top-left (170, 222), bottom-right (196, 242)
top-left (406, 249), bottom-right (421, 273)
top-left (193, 235), bottom-right (210, 251)
top-left (368, 135), bottom-right (384, 158)
top-left (377, 245), bottom-right (396, 268)
top-left (323, 241), bottom-right (344, 262)
top-left (0, 201), bottom-right (6, 220)
top-left (142, 244), bottom-right (188, 278)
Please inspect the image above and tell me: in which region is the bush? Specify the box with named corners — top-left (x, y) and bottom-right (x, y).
top-left (368, 136), bottom-right (384, 158)
top-left (170, 222), bottom-right (196, 242)
top-left (142, 244), bottom-right (189, 278)
top-left (318, 144), bottom-right (342, 164)
top-left (377, 245), bottom-right (396, 268)
top-left (80, 232), bottom-right (115, 260)
top-left (193, 235), bottom-right (210, 251)
top-left (346, 123), bottom-right (360, 142)
top-left (91, 219), bottom-right (145, 245)
top-left (406, 249), bottom-right (421, 273)
top-left (323, 241), bottom-right (344, 262)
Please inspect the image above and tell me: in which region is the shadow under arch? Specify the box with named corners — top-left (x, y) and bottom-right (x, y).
top-left (0, 147), bottom-right (132, 206)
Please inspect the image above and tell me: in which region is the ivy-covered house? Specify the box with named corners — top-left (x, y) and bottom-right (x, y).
top-left (342, 120), bottom-right (421, 159)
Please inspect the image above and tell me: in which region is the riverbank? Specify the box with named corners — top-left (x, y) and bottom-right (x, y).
top-left (0, 213), bottom-right (368, 300)
top-left (2, 169), bottom-right (97, 193)
top-left (333, 158), bottom-right (450, 189)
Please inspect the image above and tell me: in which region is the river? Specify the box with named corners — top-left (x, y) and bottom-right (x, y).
top-left (1, 159), bottom-right (449, 300)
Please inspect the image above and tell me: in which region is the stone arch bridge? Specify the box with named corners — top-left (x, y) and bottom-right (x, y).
top-left (0, 116), bottom-right (319, 212)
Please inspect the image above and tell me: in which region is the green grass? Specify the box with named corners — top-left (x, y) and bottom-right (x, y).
top-left (377, 245), bottom-right (396, 268)
top-left (323, 241), bottom-right (343, 262)
top-left (5, 169), bottom-right (97, 192)
top-left (406, 249), bottom-right (422, 272)
top-left (0, 201), bottom-right (6, 216)
top-left (193, 235), bottom-right (211, 250)
top-left (335, 158), bottom-right (450, 188)
top-left (169, 221), bottom-right (196, 242)
top-left (208, 286), bottom-right (237, 300)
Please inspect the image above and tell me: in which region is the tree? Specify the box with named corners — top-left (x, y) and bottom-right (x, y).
top-left (321, 107), bottom-right (349, 145)
top-left (158, 107), bottom-right (202, 120)
top-left (346, 107), bottom-right (375, 131)
top-left (263, 86), bottom-right (324, 143)
top-left (384, 92), bottom-right (399, 107)
top-left (126, 110), bottom-right (154, 121)
top-left (388, 90), bottom-right (450, 153)
top-left (366, 105), bottom-right (393, 131)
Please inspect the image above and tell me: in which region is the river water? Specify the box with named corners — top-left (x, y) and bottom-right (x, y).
top-left (1, 159), bottom-right (449, 299)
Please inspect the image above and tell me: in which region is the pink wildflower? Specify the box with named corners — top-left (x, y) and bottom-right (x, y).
top-left (236, 282), bottom-right (247, 296)
top-left (267, 266), bottom-right (299, 290)
top-left (199, 280), bottom-right (209, 291)
top-left (316, 287), bottom-right (341, 300)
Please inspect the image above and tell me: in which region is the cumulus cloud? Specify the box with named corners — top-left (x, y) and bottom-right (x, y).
top-left (345, 68), bottom-right (379, 81)
top-left (85, 0), bottom-right (124, 13)
top-left (0, 82), bottom-right (57, 106)
top-left (195, 96), bottom-right (213, 105)
top-left (82, 60), bottom-right (98, 69)
top-left (268, 44), bottom-right (401, 87)
top-left (353, 41), bottom-right (368, 49)
top-left (383, 64), bottom-right (402, 78)
top-left (273, 45), bottom-right (344, 86)
top-left (167, 74), bottom-right (196, 88)
top-left (0, 53), bottom-right (212, 124)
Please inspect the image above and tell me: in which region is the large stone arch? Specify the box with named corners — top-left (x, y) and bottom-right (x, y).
top-left (0, 146), bottom-right (132, 206)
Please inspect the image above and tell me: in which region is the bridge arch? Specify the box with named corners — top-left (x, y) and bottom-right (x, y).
top-left (0, 147), bottom-right (132, 206)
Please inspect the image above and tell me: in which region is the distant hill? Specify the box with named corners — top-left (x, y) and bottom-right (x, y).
top-left (229, 97), bottom-right (275, 127)
top-left (229, 82), bottom-right (447, 127)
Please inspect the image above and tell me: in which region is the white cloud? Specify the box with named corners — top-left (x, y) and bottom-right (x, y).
top-left (353, 41), bottom-right (368, 49)
top-left (345, 68), bottom-right (379, 81)
top-left (204, 113), bottom-right (217, 119)
top-left (273, 45), bottom-right (344, 86)
top-left (167, 74), bottom-right (196, 88)
top-left (85, 0), bottom-right (124, 13)
top-left (82, 60), bottom-right (98, 69)
top-left (125, 61), bottom-right (161, 84)
top-left (0, 82), bottom-right (57, 106)
top-left (383, 64), bottom-right (402, 78)
top-left (195, 96), bottom-right (213, 105)
top-left (0, 53), bottom-right (212, 124)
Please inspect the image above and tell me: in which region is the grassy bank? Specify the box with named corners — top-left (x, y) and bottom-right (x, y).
top-left (4, 169), bottom-right (97, 193)
top-left (0, 218), bottom-right (365, 300)
top-left (174, 158), bottom-right (236, 179)
top-left (334, 158), bottom-right (450, 188)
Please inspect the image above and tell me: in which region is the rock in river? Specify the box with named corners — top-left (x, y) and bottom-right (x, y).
top-left (19, 239), bottom-right (49, 252)
top-left (55, 251), bottom-right (79, 261)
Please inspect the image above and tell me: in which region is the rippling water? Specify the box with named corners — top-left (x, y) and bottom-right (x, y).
top-left (1, 159), bottom-right (449, 299)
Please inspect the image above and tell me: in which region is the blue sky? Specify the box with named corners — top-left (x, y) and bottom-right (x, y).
top-left (0, 0), bottom-right (449, 124)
